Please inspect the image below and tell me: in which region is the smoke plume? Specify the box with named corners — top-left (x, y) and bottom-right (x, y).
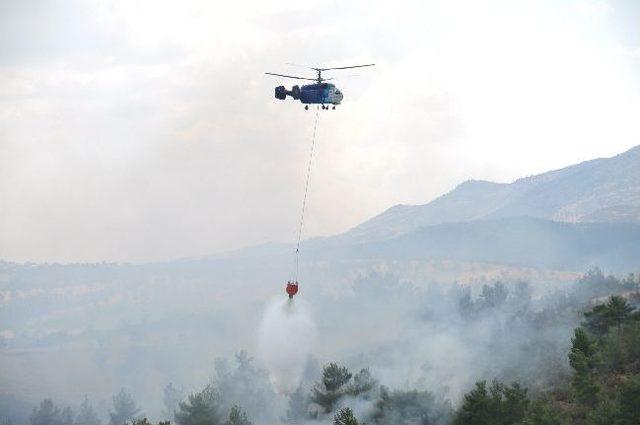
top-left (258, 297), bottom-right (316, 395)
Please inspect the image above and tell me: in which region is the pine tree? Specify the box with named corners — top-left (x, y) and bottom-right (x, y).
top-left (624, 321), bottom-right (640, 364)
top-left (348, 368), bottom-right (377, 398)
top-left (60, 407), bottom-right (73, 425)
top-left (585, 400), bottom-right (618, 425)
top-left (163, 383), bottom-right (184, 420)
top-left (487, 381), bottom-right (504, 421)
top-left (569, 328), bottom-right (600, 406)
top-left (458, 288), bottom-right (477, 320)
top-left (175, 385), bottom-right (222, 425)
top-left (583, 304), bottom-right (611, 337)
top-left (606, 296), bottom-right (634, 331)
top-left (30, 400), bottom-right (61, 425)
top-left (501, 382), bottom-right (529, 424)
top-left (374, 386), bottom-right (449, 425)
top-left (310, 363), bottom-right (352, 413)
top-left (454, 381), bottom-right (492, 425)
top-left (583, 296), bottom-right (634, 337)
top-left (211, 351), bottom-right (274, 420)
top-left (285, 386), bottom-right (308, 423)
top-left (454, 380), bottom-right (529, 425)
top-left (224, 406), bottom-right (251, 425)
top-left (521, 400), bottom-right (564, 425)
top-left (322, 363), bottom-right (352, 392)
top-left (569, 328), bottom-right (598, 370)
top-left (572, 372), bottom-right (600, 407)
top-left (333, 408), bottom-right (358, 425)
top-left (109, 389), bottom-right (141, 425)
top-left (75, 396), bottom-right (101, 425)
top-left (619, 375), bottom-right (640, 425)
top-left (601, 331), bottom-right (627, 372)
top-left (479, 282), bottom-right (508, 310)
top-left (129, 420), bottom-right (170, 425)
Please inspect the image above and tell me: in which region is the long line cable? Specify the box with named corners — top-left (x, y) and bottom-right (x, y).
top-left (293, 105), bottom-right (320, 281)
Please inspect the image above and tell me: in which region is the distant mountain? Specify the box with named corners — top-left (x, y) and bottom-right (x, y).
top-left (341, 145), bottom-right (640, 243)
top-left (308, 217), bottom-right (640, 271)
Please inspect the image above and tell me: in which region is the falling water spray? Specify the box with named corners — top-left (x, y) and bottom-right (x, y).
top-left (258, 297), bottom-right (316, 395)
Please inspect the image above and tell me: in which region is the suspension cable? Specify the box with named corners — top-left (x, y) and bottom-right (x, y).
top-left (293, 105), bottom-right (320, 282)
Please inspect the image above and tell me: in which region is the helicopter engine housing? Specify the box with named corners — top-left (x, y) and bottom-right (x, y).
top-left (274, 85), bottom-right (301, 100)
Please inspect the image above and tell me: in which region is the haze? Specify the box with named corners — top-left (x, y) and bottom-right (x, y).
top-left (1, 0), bottom-right (640, 263)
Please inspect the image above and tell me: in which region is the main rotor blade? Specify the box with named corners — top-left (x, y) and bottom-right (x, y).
top-left (265, 72), bottom-right (316, 81)
top-left (313, 64), bottom-right (375, 71)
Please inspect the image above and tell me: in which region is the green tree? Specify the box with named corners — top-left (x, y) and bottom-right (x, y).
top-left (212, 352), bottom-right (275, 420)
top-left (569, 328), bottom-right (600, 406)
top-left (175, 385), bottom-right (221, 425)
top-left (333, 408), bottom-right (358, 425)
top-left (601, 330), bottom-right (627, 372)
top-left (583, 296), bottom-right (634, 337)
top-left (575, 268), bottom-right (623, 298)
top-left (348, 368), bottom-right (378, 398)
top-left (454, 381), bottom-right (492, 425)
top-left (479, 282), bottom-right (508, 310)
top-left (129, 420), bottom-right (170, 425)
top-left (458, 288), bottom-right (477, 320)
top-left (109, 389), bottom-right (141, 425)
top-left (163, 383), bottom-right (184, 419)
top-left (607, 296), bottom-right (635, 331)
top-left (310, 363), bottom-right (352, 413)
top-left (224, 406), bottom-right (251, 425)
top-left (623, 321), bottom-right (640, 364)
top-left (572, 372), bottom-right (600, 408)
top-left (375, 386), bottom-right (451, 425)
top-left (583, 304), bottom-right (611, 336)
top-left (60, 407), bottom-right (73, 425)
top-left (569, 328), bottom-right (599, 370)
top-left (621, 273), bottom-right (639, 290)
top-left (30, 400), bottom-right (61, 425)
top-left (619, 375), bottom-right (640, 425)
top-left (500, 382), bottom-right (528, 424)
top-left (521, 400), bottom-right (564, 425)
top-left (454, 380), bottom-right (529, 425)
top-left (285, 386), bottom-right (308, 423)
top-left (585, 400), bottom-right (618, 425)
top-left (322, 363), bottom-right (352, 392)
top-left (512, 281), bottom-right (532, 312)
top-left (75, 397), bottom-right (101, 425)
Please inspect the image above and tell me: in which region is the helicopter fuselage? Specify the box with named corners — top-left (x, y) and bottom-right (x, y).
top-left (275, 83), bottom-right (344, 105)
top-left (267, 63), bottom-right (373, 108)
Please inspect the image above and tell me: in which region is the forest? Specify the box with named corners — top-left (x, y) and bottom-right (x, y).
top-left (10, 269), bottom-right (640, 425)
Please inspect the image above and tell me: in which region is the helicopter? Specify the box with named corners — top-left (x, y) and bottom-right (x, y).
top-left (265, 64), bottom-right (375, 110)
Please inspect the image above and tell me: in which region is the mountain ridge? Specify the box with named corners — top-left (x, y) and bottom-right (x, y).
top-left (340, 145), bottom-right (640, 243)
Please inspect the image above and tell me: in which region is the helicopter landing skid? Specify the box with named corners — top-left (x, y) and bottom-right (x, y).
top-left (304, 104), bottom-right (336, 110)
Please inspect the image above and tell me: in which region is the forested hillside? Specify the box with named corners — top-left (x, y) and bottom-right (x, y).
top-left (6, 270), bottom-right (640, 425)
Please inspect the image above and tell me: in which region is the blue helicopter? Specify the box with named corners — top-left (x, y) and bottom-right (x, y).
top-left (266, 64), bottom-right (374, 110)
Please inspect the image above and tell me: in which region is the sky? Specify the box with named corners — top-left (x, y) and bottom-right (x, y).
top-left (1, 0), bottom-right (639, 263)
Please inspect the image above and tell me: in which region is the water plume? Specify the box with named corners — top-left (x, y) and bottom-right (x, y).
top-left (258, 297), bottom-right (316, 394)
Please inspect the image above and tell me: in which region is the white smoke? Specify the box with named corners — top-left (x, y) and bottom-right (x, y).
top-left (258, 297), bottom-right (317, 395)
